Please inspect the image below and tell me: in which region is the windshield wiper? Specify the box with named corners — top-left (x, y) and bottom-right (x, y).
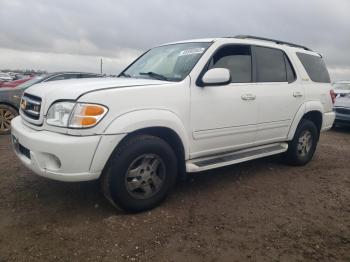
top-left (119, 72), bottom-right (131, 78)
top-left (139, 71), bottom-right (169, 81)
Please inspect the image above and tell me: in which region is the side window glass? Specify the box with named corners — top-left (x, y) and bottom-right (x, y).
top-left (209, 45), bottom-right (252, 83)
top-left (46, 74), bottom-right (80, 81)
top-left (46, 75), bottom-right (65, 81)
top-left (255, 46), bottom-right (286, 82)
top-left (296, 52), bottom-right (330, 83)
top-left (284, 54), bottom-right (296, 82)
top-left (80, 74), bottom-right (100, 78)
top-left (62, 74), bottom-right (80, 79)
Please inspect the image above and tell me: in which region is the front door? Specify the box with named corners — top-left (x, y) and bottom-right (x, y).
top-left (190, 44), bottom-right (259, 158)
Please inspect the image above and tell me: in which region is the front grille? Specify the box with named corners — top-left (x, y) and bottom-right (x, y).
top-left (21, 93), bottom-right (42, 120)
top-left (335, 107), bottom-right (350, 115)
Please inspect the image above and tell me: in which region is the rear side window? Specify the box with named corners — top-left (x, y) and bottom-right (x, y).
top-left (296, 53), bottom-right (330, 83)
top-left (209, 45), bottom-right (252, 83)
top-left (255, 46), bottom-right (289, 82)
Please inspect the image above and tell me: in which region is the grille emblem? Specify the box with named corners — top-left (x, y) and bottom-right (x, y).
top-left (20, 94), bottom-right (42, 120)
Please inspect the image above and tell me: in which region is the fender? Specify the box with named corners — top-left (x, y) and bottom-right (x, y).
top-left (287, 100), bottom-right (324, 140)
top-left (103, 109), bottom-right (190, 159)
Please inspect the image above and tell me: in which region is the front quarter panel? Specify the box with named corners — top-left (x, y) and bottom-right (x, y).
top-left (104, 109), bottom-right (190, 158)
top-left (72, 80), bottom-right (191, 158)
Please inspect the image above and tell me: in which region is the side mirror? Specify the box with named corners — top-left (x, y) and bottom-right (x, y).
top-left (201, 68), bottom-right (231, 86)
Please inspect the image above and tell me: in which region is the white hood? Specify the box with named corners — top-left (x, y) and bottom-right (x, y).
top-left (26, 77), bottom-right (166, 100)
top-left (24, 77), bottom-right (167, 112)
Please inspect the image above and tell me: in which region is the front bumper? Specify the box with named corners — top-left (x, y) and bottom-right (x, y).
top-left (11, 117), bottom-right (125, 182)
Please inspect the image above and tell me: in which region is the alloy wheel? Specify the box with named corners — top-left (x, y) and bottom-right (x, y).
top-left (0, 108), bottom-right (15, 133)
top-left (125, 154), bottom-right (166, 199)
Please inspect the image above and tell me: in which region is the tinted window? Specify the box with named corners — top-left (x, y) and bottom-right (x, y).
top-left (209, 45), bottom-right (252, 83)
top-left (80, 74), bottom-right (101, 78)
top-left (47, 74), bottom-right (80, 81)
top-left (62, 74), bottom-right (80, 79)
top-left (296, 52), bottom-right (330, 83)
top-left (255, 46), bottom-right (287, 82)
top-left (284, 54), bottom-right (296, 82)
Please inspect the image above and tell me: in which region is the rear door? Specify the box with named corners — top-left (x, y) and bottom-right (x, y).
top-left (252, 46), bottom-right (304, 144)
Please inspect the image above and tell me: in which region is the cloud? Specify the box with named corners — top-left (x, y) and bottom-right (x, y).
top-left (0, 0), bottom-right (349, 79)
top-left (0, 47), bottom-right (139, 74)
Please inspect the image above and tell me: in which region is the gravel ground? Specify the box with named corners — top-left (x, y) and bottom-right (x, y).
top-left (0, 129), bottom-right (349, 262)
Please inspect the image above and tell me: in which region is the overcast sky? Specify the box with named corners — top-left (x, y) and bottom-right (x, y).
top-left (1, 0), bottom-right (349, 80)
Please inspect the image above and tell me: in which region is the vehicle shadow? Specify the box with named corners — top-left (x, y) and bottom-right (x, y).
top-left (14, 154), bottom-right (284, 219)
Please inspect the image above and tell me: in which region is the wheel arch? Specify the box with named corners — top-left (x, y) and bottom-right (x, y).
top-left (287, 101), bottom-right (323, 140)
top-left (102, 109), bottom-right (189, 179)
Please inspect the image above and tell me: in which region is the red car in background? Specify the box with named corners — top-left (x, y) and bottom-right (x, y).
top-left (0, 77), bottom-right (33, 88)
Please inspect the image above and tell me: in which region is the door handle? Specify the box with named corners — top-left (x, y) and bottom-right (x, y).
top-left (293, 91), bottom-right (303, 97)
top-left (241, 94), bottom-right (256, 101)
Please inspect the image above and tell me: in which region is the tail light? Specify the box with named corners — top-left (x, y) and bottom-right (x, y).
top-left (330, 89), bottom-right (336, 104)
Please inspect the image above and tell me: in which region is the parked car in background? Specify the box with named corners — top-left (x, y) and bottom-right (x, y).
top-left (0, 72), bottom-right (12, 81)
top-left (333, 81), bottom-right (350, 97)
top-left (0, 72), bottom-right (102, 134)
top-left (333, 94), bottom-right (350, 127)
top-left (0, 77), bottom-right (33, 88)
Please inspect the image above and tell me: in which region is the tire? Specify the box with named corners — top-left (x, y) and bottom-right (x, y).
top-left (0, 104), bottom-right (18, 135)
top-left (285, 119), bottom-right (318, 166)
top-left (100, 135), bottom-right (178, 213)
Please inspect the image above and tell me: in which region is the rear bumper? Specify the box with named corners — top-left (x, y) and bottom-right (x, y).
top-left (321, 111), bottom-right (336, 131)
top-left (11, 116), bottom-right (125, 182)
top-left (334, 112), bottom-right (350, 126)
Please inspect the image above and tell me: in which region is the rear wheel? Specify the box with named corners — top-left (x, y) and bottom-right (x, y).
top-left (101, 135), bottom-right (178, 213)
top-left (0, 105), bottom-right (17, 135)
top-left (285, 119), bottom-right (318, 166)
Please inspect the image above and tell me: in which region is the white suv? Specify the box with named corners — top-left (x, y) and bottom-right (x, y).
top-left (11, 35), bottom-right (335, 212)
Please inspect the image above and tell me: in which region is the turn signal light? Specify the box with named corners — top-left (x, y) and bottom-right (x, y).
top-left (69, 104), bottom-right (108, 128)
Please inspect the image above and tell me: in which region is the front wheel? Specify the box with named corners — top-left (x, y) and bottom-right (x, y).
top-left (101, 135), bottom-right (178, 213)
top-left (285, 119), bottom-right (318, 166)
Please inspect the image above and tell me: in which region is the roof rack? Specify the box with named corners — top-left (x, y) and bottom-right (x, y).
top-left (234, 35), bottom-right (312, 51)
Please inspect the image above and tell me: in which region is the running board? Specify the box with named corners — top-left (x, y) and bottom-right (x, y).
top-left (186, 143), bottom-right (288, 172)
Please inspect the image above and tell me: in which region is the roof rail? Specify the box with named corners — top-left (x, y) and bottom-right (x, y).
top-left (234, 35), bottom-right (312, 51)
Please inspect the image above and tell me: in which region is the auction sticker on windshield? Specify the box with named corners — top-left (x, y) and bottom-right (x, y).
top-left (179, 48), bottom-right (205, 56)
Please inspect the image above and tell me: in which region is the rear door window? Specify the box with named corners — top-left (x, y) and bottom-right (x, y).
top-left (296, 52), bottom-right (330, 83)
top-left (255, 46), bottom-right (287, 82)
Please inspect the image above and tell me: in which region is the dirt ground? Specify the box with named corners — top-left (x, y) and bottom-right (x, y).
top-left (0, 129), bottom-right (349, 262)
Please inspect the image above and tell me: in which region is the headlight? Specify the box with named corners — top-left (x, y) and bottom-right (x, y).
top-left (46, 102), bottom-right (108, 128)
top-left (46, 102), bottom-right (75, 127)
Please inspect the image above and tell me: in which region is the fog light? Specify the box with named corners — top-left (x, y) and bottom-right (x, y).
top-left (37, 152), bottom-right (61, 171)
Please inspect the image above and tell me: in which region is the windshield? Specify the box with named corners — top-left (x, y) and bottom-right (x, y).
top-left (121, 42), bottom-right (211, 81)
top-left (16, 75), bottom-right (46, 89)
top-left (333, 83), bottom-right (350, 91)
